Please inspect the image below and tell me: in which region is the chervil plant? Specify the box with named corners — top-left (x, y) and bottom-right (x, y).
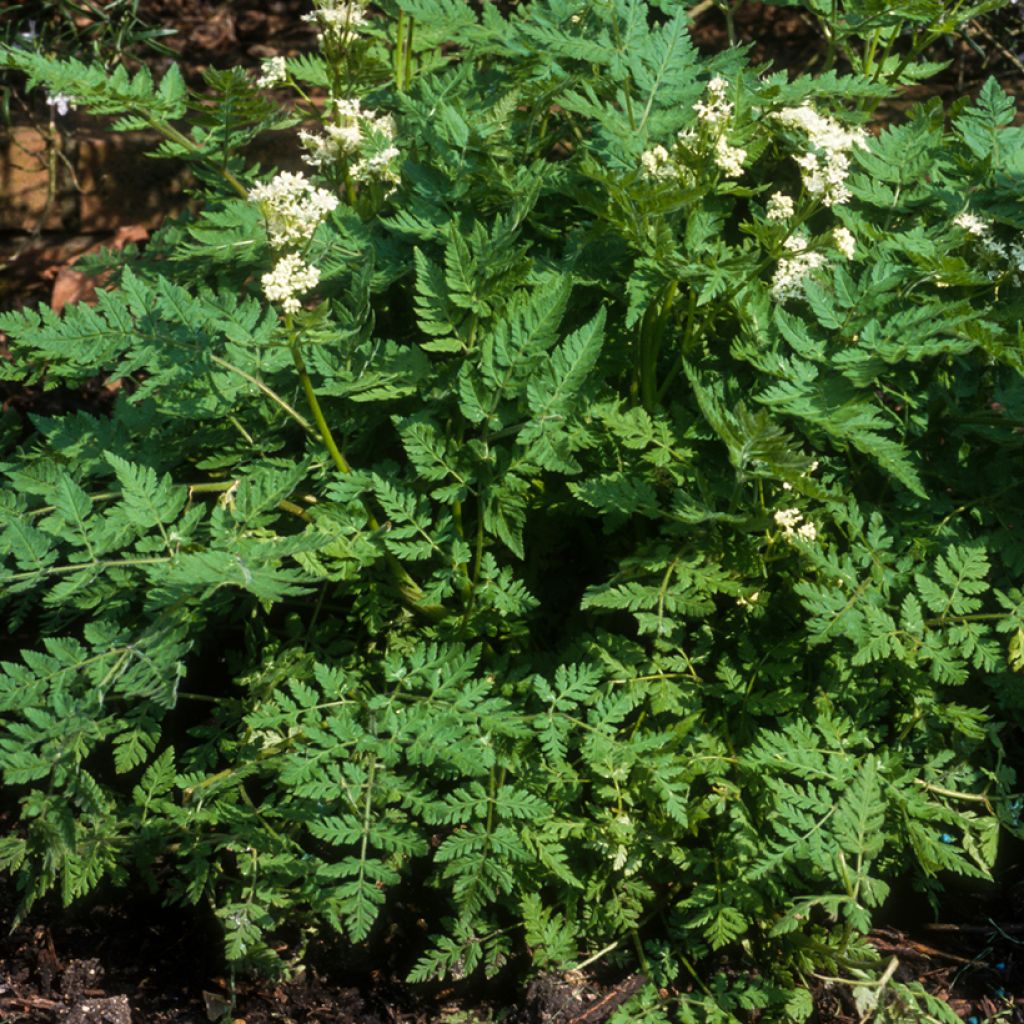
top-left (1, 1), bottom-right (1023, 1020)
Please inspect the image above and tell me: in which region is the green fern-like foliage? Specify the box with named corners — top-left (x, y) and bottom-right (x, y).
top-left (2, 1), bottom-right (1024, 1018)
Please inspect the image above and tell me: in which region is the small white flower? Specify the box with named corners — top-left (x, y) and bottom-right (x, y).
top-left (771, 235), bottom-right (825, 302)
top-left (774, 105), bottom-right (866, 207)
top-left (766, 192), bottom-right (794, 221)
top-left (713, 135), bottom-right (746, 178)
top-left (773, 104), bottom-right (868, 154)
top-left (351, 144), bottom-right (401, 185)
top-left (834, 226), bottom-right (856, 260)
top-left (300, 99), bottom-right (396, 170)
top-left (261, 253), bottom-right (321, 314)
top-left (248, 171), bottom-right (339, 247)
top-left (256, 56), bottom-right (287, 88)
top-left (693, 76), bottom-right (734, 129)
top-left (774, 508), bottom-right (802, 532)
top-left (953, 210), bottom-right (1023, 280)
top-left (46, 92), bottom-right (75, 117)
top-left (796, 521), bottom-right (818, 542)
top-left (303, 1), bottom-right (369, 43)
top-left (640, 144), bottom-right (674, 181)
top-left (774, 507), bottom-right (818, 543)
top-left (954, 211), bottom-right (989, 237)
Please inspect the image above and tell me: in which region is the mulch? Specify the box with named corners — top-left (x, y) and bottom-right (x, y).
top-left (3, 882), bottom-right (1024, 1022)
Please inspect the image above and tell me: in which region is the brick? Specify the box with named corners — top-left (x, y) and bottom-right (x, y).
top-left (0, 125), bottom-right (72, 231)
top-left (76, 132), bottom-right (192, 231)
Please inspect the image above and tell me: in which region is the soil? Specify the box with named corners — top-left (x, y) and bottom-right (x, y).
top-left (3, 880), bottom-right (1024, 1023)
top-left (3, 3), bottom-right (1024, 1022)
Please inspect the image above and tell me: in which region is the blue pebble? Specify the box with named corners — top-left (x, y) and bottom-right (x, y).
top-left (996, 961), bottom-right (1006, 971)
top-left (968, 1017), bottom-right (979, 1024)
top-left (940, 833), bottom-right (954, 844)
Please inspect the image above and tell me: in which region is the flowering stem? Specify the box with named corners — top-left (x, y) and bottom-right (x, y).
top-left (286, 324), bottom-right (446, 621)
top-left (404, 16), bottom-right (415, 88)
top-left (638, 281), bottom-right (678, 412)
top-left (656, 288), bottom-right (696, 403)
top-left (343, 166), bottom-right (357, 208)
top-left (288, 337), bottom-right (354, 476)
top-left (394, 11), bottom-right (409, 91)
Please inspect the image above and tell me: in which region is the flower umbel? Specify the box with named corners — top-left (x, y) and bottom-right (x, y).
top-left (640, 144), bottom-right (674, 181)
top-left (303, 1), bottom-right (369, 44)
top-left (834, 226), bottom-right (856, 260)
top-left (693, 76), bottom-right (733, 129)
top-left (766, 192), bottom-right (794, 221)
top-left (248, 171), bottom-right (339, 247)
top-left (771, 236), bottom-right (825, 302)
top-left (774, 507), bottom-right (818, 543)
top-left (691, 76), bottom-right (746, 179)
top-left (953, 209), bottom-right (1024, 282)
top-left (261, 253), bottom-right (321, 314)
top-left (299, 98), bottom-right (399, 183)
top-left (256, 56), bottom-right (287, 88)
top-left (714, 135), bottom-right (747, 179)
top-left (774, 104), bottom-right (868, 207)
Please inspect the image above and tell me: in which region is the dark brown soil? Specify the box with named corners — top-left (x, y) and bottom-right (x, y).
top-left (0, 883), bottom-right (659, 1023)
top-left (4, 881), bottom-right (1024, 1023)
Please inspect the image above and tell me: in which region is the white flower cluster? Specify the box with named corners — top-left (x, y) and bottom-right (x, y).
top-left (766, 192), bottom-right (794, 221)
top-left (249, 172), bottom-right (339, 313)
top-left (714, 135), bottom-right (746, 178)
top-left (774, 507), bottom-right (817, 543)
top-left (256, 56), bottom-right (287, 88)
top-left (834, 225), bottom-right (856, 260)
top-left (303, 0), bottom-right (369, 43)
top-left (693, 76), bottom-right (734, 130)
top-left (770, 235), bottom-right (825, 301)
top-left (299, 98), bottom-right (400, 186)
top-left (954, 210), bottom-right (1024, 279)
top-left (261, 253), bottom-right (321, 315)
top-left (351, 143), bottom-right (402, 187)
top-left (248, 171), bottom-right (339, 248)
top-left (639, 144), bottom-right (675, 181)
top-left (640, 77), bottom-right (748, 182)
top-left (692, 76), bottom-right (746, 178)
top-left (774, 104), bottom-right (868, 207)
top-left (953, 211), bottom-right (988, 237)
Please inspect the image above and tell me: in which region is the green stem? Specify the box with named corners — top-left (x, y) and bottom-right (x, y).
top-left (638, 281), bottom-right (679, 412)
top-left (862, 27), bottom-right (882, 77)
top-left (210, 353), bottom-right (314, 434)
top-left (286, 324), bottom-right (446, 621)
top-left (656, 288), bottom-right (696, 402)
top-left (395, 10), bottom-right (407, 90)
top-left (7, 555), bottom-right (172, 582)
top-left (459, 491), bottom-right (486, 632)
top-left (288, 335), bottom-right (353, 477)
top-left (148, 118), bottom-right (248, 200)
top-left (404, 15), bottom-right (415, 89)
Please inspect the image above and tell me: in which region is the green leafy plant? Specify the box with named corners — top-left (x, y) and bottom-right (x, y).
top-left (1, 1), bottom-right (1023, 1019)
